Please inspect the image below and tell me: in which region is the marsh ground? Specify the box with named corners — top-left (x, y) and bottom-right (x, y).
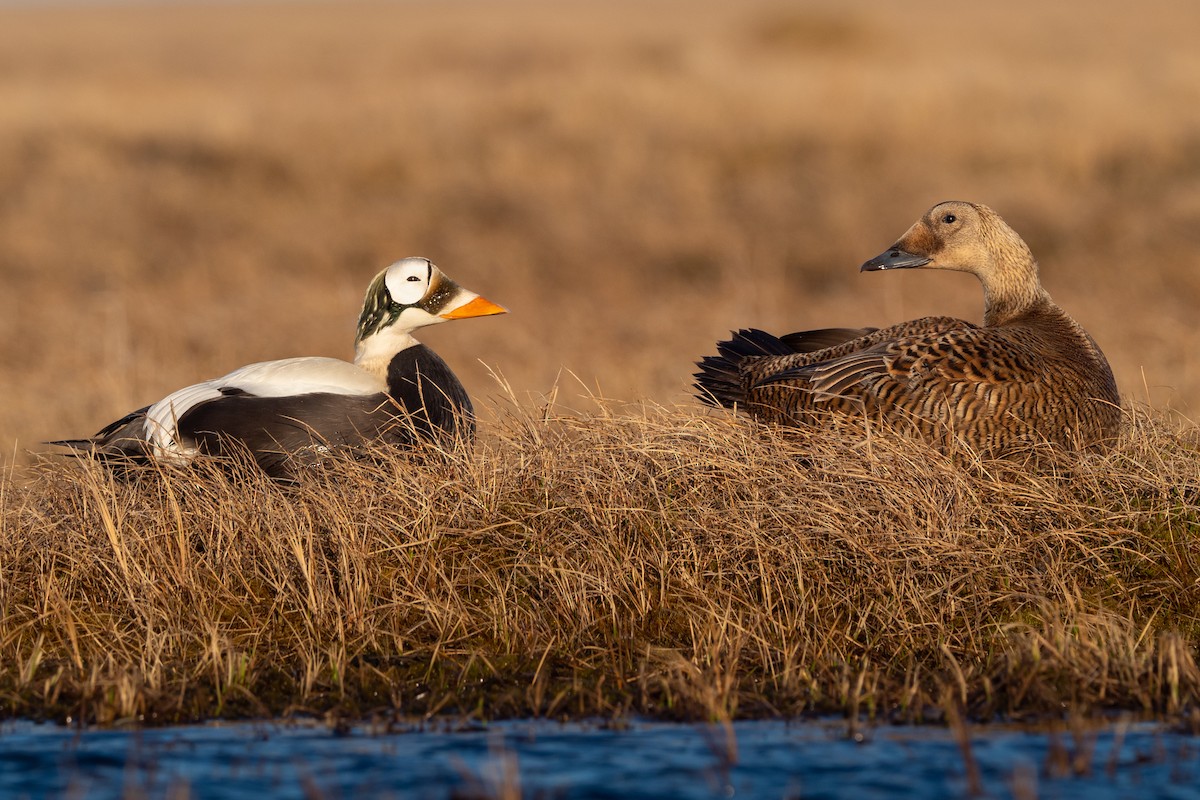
top-left (2, 0), bottom-right (1200, 460)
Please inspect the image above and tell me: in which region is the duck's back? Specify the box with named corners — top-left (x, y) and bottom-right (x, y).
top-left (939, 303), bottom-right (1120, 451)
top-left (707, 304), bottom-right (1119, 453)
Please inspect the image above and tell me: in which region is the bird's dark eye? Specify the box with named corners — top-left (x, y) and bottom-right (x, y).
top-left (406, 275), bottom-right (421, 282)
top-left (942, 214), bottom-right (957, 224)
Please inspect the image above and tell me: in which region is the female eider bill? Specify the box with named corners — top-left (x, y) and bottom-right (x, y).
top-left (53, 257), bottom-right (506, 479)
top-left (694, 201), bottom-right (1121, 454)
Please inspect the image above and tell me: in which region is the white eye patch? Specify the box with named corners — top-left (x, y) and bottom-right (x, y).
top-left (384, 258), bottom-right (432, 306)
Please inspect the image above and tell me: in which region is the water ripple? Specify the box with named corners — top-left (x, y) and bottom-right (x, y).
top-left (0, 718), bottom-right (1196, 799)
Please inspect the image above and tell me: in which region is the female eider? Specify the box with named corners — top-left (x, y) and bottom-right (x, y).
top-left (55, 257), bottom-right (506, 477)
top-left (695, 201), bottom-right (1121, 453)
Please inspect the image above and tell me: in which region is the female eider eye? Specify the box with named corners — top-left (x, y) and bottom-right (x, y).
top-left (942, 214), bottom-right (957, 224)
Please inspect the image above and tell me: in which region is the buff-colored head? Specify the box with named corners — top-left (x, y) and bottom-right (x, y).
top-left (861, 201), bottom-right (1048, 325)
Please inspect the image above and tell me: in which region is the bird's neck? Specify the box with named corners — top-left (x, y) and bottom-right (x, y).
top-left (354, 329), bottom-right (419, 380)
top-left (982, 280), bottom-right (1053, 326)
top-left (978, 247), bottom-right (1053, 326)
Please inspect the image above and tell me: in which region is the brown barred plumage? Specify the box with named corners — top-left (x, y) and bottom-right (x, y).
top-left (694, 201), bottom-right (1121, 453)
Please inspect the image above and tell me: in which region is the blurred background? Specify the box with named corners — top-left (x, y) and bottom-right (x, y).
top-left (2, 0), bottom-right (1199, 464)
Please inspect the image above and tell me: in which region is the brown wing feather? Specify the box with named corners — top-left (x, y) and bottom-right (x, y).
top-left (736, 311), bottom-right (1119, 451)
top-left (735, 316), bottom-right (969, 391)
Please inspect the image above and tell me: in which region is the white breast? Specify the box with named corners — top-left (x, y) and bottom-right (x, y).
top-left (142, 357), bottom-right (386, 460)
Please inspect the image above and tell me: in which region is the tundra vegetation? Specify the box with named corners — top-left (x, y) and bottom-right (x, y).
top-left (0, 0), bottom-right (1198, 726)
top-left (2, 399), bottom-right (1199, 725)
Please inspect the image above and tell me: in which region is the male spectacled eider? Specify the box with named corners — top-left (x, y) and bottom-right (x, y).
top-left (54, 257), bottom-right (506, 478)
top-left (694, 201), bottom-right (1121, 453)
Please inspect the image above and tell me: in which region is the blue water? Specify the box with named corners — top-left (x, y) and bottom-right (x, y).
top-left (0, 717), bottom-right (1197, 799)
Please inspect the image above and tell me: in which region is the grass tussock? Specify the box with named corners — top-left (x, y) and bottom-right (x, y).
top-left (2, 396), bottom-right (1199, 726)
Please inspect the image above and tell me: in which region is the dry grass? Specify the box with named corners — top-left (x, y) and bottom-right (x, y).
top-left (1, 395), bottom-right (1199, 724)
top-left (2, 0), bottom-right (1200, 725)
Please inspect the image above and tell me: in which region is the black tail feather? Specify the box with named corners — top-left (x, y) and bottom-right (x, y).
top-left (46, 438), bottom-right (92, 451)
top-left (694, 328), bottom-right (794, 408)
top-left (778, 327), bottom-right (877, 353)
top-left (718, 328), bottom-right (796, 358)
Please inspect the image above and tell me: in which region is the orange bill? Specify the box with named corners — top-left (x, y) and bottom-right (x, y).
top-left (440, 295), bottom-right (508, 320)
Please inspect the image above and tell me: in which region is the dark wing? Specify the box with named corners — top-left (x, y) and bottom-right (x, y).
top-left (177, 391), bottom-right (407, 477)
